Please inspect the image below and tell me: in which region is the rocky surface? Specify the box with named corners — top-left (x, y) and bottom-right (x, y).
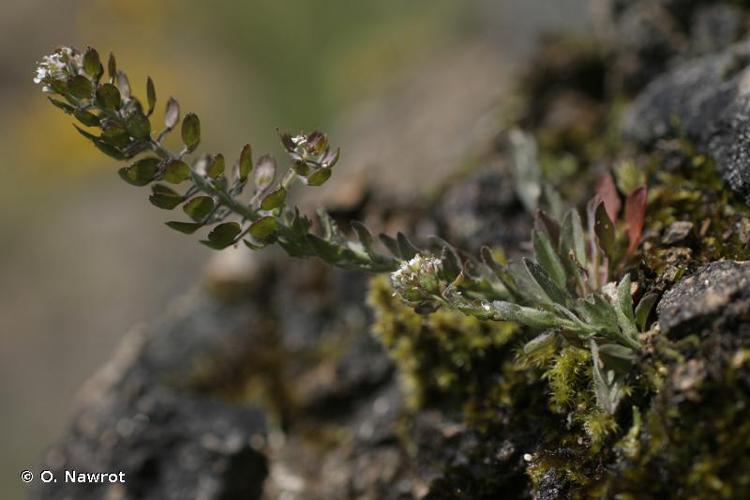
top-left (32, 2), bottom-right (750, 499)
top-left (433, 165), bottom-right (532, 255)
top-left (657, 260), bottom-right (750, 338)
top-left (601, 0), bottom-right (747, 94)
top-left (32, 290), bottom-right (270, 500)
top-left (30, 159), bottom-right (532, 499)
top-left (623, 36), bottom-right (750, 204)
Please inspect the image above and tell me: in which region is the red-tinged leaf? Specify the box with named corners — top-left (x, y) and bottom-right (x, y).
top-left (625, 186), bottom-right (647, 255)
top-left (594, 202), bottom-right (616, 258)
top-left (595, 172), bottom-right (621, 223)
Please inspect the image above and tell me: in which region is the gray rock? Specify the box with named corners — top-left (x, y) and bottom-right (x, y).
top-left (601, 0), bottom-right (748, 94)
top-left (433, 166), bottom-right (531, 255)
top-left (623, 38), bottom-right (750, 203)
top-left (33, 290), bottom-right (269, 500)
top-left (613, 2), bottom-right (687, 92)
top-left (623, 44), bottom-right (741, 144)
top-left (657, 260), bottom-right (750, 337)
top-left (691, 4), bottom-right (746, 56)
top-left (662, 221), bottom-right (694, 245)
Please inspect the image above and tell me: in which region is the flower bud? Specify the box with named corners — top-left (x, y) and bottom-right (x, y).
top-left (390, 254), bottom-right (444, 303)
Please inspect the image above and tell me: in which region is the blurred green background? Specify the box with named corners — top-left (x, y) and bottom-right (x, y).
top-left (0, 0), bottom-right (589, 497)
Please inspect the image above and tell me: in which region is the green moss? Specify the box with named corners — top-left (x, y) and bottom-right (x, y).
top-left (369, 275), bottom-right (634, 496)
top-left (368, 275), bottom-right (518, 410)
top-left (641, 142), bottom-right (750, 292)
top-left (606, 337), bottom-right (750, 498)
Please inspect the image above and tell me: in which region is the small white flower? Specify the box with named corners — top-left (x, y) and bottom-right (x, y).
top-left (390, 254), bottom-right (443, 300)
top-left (33, 47), bottom-right (80, 88)
top-left (291, 134), bottom-right (307, 146)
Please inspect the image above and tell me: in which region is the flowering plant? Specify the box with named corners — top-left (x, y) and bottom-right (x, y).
top-left (35, 46), bottom-right (655, 413)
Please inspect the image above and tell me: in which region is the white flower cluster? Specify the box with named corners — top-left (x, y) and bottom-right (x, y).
top-left (33, 47), bottom-right (79, 92)
top-left (390, 254), bottom-right (443, 300)
top-left (291, 134), bottom-right (307, 146)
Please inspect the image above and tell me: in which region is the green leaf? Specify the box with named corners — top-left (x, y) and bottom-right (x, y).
top-left (434, 238), bottom-right (462, 282)
top-left (575, 295), bottom-right (619, 336)
top-left (561, 209), bottom-right (587, 267)
top-left (594, 202), bottom-right (616, 259)
top-left (306, 168), bottom-right (331, 186)
top-left (181, 112), bottom-right (200, 151)
top-left (634, 292), bottom-right (658, 332)
top-left (96, 83), bottom-right (121, 110)
top-left (248, 216), bottom-right (278, 241)
top-left (166, 221), bottom-right (204, 234)
top-left (253, 155), bottom-right (276, 192)
top-left (532, 230), bottom-right (567, 289)
top-left (126, 111), bottom-right (151, 140)
top-left (525, 258), bottom-right (569, 305)
top-left (508, 259), bottom-right (552, 306)
top-left (523, 331), bottom-right (556, 356)
top-left (74, 109), bottom-right (99, 127)
top-left (165, 97), bottom-right (180, 130)
top-left (260, 187), bottom-right (286, 211)
top-left (118, 157), bottom-right (160, 186)
top-left (47, 79), bottom-right (68, 95)
top-left (352, 221), bottom-right (377, 258)
top-left (239, 144), bottom-right (253, 181)
top-left (73, 124), bottom-right (98, 142)
top-left (292, 161), bottom-right (311, 177)
top-left (202, 222), bottom-right (242, 249)
top-left (107, 53), bottom-right (117, 81)
top-left (317, 209), bottom-right (342, 243)
top-left (207, 154), bottom-right (225, 179)
top-left (73, 125), bottom-right (124, 159)
top-left (182, 196), bottom-right (215, 222)
top-left (397, 233), bottom-right (420, 260)
top-left (83, 48), bottom-right (102, 78)
top-left (379, 234), bottom-right (401, 259)
top-left (617, 275), bottom-right (635, 322)
top-left (48, 97), bottom-right (75, 114)
top-left (146, 76), bottom-right (156, 116)
top-left (542, 184), bottom-right (565, 221)
top-left (590, 340), bottom-right (624, 415)
top-left (101, 124), bottom-right (130, 148)
top-left (163, 159), bottom-right (191, 184)
top-left (67, 75), bottom-right (93, 99)
top-left (598, 343), bottom-right (636, 363)
top-left (307, 234), bottom-right (340, 262)
top-left (149, 184), bottom-right (184, 209)
top-left (490, 301), bottom-right (560, 330)
top-left (615, 275), bottom-right (639, 343)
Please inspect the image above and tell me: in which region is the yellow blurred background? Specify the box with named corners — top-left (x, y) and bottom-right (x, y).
top-left (0, 0), bottom-right (590, 497)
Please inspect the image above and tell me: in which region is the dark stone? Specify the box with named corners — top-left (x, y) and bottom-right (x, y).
top-left (535, 468), bottom-right (573, 500)
top-left (432, 166), bottom-right (531, 255)
top-left (623, 45), bottom-right (740, 145)
top-left (623, 38), bottom-right (750, 204)
top-left (32, 290), bottom-right (270, 500)
top-left (691, 4), bottom-right (746, 56)
top-left (662, 221), bottom-right (694, 245)
top-left (657, 260), bottom-right (750, 338)
top-left (604, 0), bottom-right (748, 94)
top-left (613, 2), bottom-right (687, 93)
